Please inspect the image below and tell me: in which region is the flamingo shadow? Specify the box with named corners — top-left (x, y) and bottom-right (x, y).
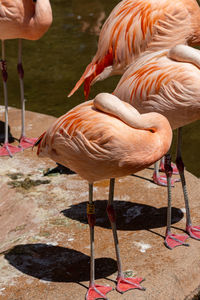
top-left (61, 200), bottom-right (183, 231)
top-left (0, 120), bottom-right (16, 144)
top-left (131, 173), bottom-right (154, 183)
top-left (43, 163), bottom-right (75, 176)
top-left (4, 243), bottom-right (117, 283)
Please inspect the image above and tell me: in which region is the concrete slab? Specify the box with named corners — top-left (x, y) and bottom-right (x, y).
top-left (0, 108), bottom-right (200, 300)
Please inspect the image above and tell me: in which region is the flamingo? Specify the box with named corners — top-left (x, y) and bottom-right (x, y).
top-left (0, 0), bottom-right (52, 157)
top-left (68, 0), bottom-right (200, 185)
top-left (113, 44), bottom-right (200, 249)
top-left (36, 93), bottom-right (172, 300)
top-left (68, 0), bottom-right (200, 100)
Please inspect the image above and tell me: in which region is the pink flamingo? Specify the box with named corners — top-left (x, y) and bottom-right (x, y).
top-left (0, 0), bottom-right (52, 157)
top-left (113, 44), bottom-right (200, 249)
top-left (36, 93), bottom-right (172, 300)
top-left (69, 0), bottom-right (200, 99)
top-left (68, 0), bottom-right (200, 184)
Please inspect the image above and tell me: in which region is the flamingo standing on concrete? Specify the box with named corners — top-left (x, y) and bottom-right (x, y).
top-left (0, 0), bottom-right (52, 157)
top-left (113, 44), bottom-right (200, 249)
top-left (68, 0), bottom-right (200, 185)
top-left (36, 93), bottom-right (172, 300)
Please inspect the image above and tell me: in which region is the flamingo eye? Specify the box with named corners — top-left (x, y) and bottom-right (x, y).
top-left (149, 128), bottom-right (155, 133)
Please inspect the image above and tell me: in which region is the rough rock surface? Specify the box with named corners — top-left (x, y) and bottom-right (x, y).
top-left (0, 107), bottom-right (200, 300)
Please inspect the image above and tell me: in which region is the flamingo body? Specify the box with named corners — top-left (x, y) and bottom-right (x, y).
top-left (113, 46), bottom-right (200, 130)
top-left (37, 93), bottom-right (172, 183)
top-left (69, 0), bottom-right (200, 99)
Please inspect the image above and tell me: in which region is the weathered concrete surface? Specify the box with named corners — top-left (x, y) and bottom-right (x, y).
top-left (0, 107), bottom-right (200, 300)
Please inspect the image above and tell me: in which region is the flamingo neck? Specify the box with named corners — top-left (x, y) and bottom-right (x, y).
top-left (93, 93), bottom-right (170, 133)
top-left (30, 0), bottom-right (52, 39)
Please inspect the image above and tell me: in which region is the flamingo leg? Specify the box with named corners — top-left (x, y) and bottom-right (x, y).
top-left (153, 158), bottom-right (180, 187)
top-left (106, 178), bottom-right (145, 294)
top-left (159, 156), bottom-right (179, 175)
top-left (0, 40), bottom-right (21, 157)
top-left (176, 128), bottom-right (200, 240)
top-left (164, 153), bottom-right (189, 249)
top-left (86, 183), bottom-right (113, 300)
top-left (17, 39), bottom-right (37, 150)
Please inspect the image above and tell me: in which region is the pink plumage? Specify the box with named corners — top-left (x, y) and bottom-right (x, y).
top-left (0, 0), bottom-right (52, 157)
top-left (37, 93), bottom-right (172, 183)
top-left (69, 0), bottom-right (200, 99)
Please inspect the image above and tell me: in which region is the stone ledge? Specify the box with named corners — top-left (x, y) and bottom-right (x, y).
top-left (0, 108), bottom-right (200, 300)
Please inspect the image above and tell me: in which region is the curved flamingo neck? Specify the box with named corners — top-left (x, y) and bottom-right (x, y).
top-left (168, 44), bottom-right (200, 69)
top-left (93, 93), bottom-right (170, 133)
top-left (30, 0), bottom-right (52, 39)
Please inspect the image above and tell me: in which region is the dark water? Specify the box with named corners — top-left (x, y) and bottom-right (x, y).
top-left (2, 0), bottom-right (200, 177)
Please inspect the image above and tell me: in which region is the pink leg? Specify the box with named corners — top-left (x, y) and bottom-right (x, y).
top-left (86, 184), bottom-right (113, 300)
top-left (175, 128), bottom-right (200, 241)
top-left (17, 39), bottom-right (37, 150)
top-left (0, 42), bottom-right (21, 157)
top-left (107, 179), bottom-right (145, 294)
top-left (164, 153), bottom-right (189, 249)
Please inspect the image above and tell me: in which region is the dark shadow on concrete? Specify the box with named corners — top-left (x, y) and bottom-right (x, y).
top-left (131, 172), bottom-right (180, 184)
top-left (0, 121), bottom-right (16, 144)
top-left (4, 244), bottom-right (117, 283)
top-left (146, 228), bottom-right (165, 239)
top-left (44, 163), bottom-right (75, 176)
top-left (61, 200), bottom-right (183, 231)
top-left (131, 173), bottom-right (154, 183)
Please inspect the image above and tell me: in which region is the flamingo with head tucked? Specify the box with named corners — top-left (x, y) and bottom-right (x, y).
top-left (113, 44), bottom-right (200, 249)
top-left (36, 93), bottom-right (172, 300)
top-left (0, 0), bottom-right (52, 157)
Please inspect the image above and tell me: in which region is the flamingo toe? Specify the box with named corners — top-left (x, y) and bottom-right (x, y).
top-left (116, 276), bottom-right (145, 294)
top-left (186, 225), bottom-right (200, 240)
top-left (19, 136), bottom-right (38, 150)
top-left (86, 284), bottom-right (113, 300)
top-left (0, 143), bottom-right (21, 157)
top-left (164, 233), bottom-right (189, 250)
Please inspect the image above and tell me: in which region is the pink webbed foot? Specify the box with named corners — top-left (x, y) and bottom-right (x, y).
top-left (19, 136), bottom-right (37, 150)
top-left (186, 225), bottom-right (200, 240)
top-left (116, 276), bottom-right (145, 294)
top-left (159, 161), bottom-right (179, 175)
top-left (164, 231), bottom-right (189, 250)
top-left (86, 284), bottom-right (113, 300)
top-left (152, 172), bottom-right (179, 187)
top-left (0, 143), bottom-right (21, 157)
